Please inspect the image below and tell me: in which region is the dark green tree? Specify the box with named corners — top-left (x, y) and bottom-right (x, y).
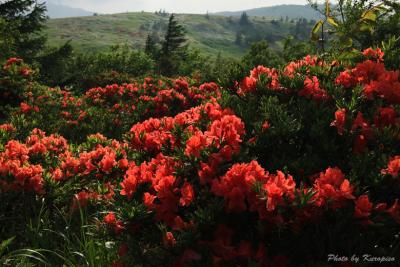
top-left (160, 14), bottom-right (187, 76)
top-left (242, 40), bottom-right (284, 69)
top-left (0, 17), bottom-right (18, 59)
top-left (283, 35), bottom-right (315, 61)
top-left (145, 33), bottom-right (157, 58)
top-left (239, 12), bottom-right (250, 26)
top-left (0, 0), bottom-right (47, 62)
top-left (235, 31), bottom-right (243, 46)
top-left (36, 41), bottom-right (74, 87)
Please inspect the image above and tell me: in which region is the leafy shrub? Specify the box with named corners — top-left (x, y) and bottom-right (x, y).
top-left (1, 48), bottom-right (400, 266)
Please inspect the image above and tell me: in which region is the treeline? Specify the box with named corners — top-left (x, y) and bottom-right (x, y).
top-left (0, 0), bottom-right (399, 93)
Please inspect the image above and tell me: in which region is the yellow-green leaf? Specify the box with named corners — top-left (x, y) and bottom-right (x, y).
top-left (361, 9), bottom-right (377, 21)
top-left (327, 17), bottom-right (339, 27)
top-left (311, 20), bottom-right (324, 41)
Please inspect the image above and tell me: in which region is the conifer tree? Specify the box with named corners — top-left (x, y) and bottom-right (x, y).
top-left (239, 12), bottom-right (250, 26)
top-left (0, 0), bottom-right (47, 61)
top-left (145, 33), bottom-right (157, 57)
top-left (160, 14), bottom-right (187, 76)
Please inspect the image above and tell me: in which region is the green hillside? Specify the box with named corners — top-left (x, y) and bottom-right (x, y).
top-left (216, 4), bottom-right (321, 20)
top-left (45, 12), bottom-right (313, 58)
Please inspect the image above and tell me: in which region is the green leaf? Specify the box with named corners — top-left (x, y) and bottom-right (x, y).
top-left (340, 36), bottom-right (353, 47)
top-left (359, 23), bottom-right (374, 34)
top-left (327, 17), bottom-right (339, 27)
top-left (0, 236), bottom-right (15, 256)
top-left (311, 20), bottom-right (324, 41)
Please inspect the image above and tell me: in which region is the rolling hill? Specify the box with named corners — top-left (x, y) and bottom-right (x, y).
top-left (215, 4), bottom-right (321, 20)
top-left (45, 12), bottom-right (314, 58)
top-left (41, 0), bottom-right (94, 18)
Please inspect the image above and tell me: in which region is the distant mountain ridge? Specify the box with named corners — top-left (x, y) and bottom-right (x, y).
top-left (43, 0), bottom-right (94, 18)
top-left (215, 4), bottom-right (321, 20)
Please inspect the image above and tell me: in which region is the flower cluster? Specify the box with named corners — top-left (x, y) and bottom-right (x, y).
top-left (238, 55), bottom-right (329, 100)
top-left (336, 49), bottom-right (400, 104)
top-left (1, 49), bottom-right (400, 267)
top-left (14, 78), bottom-right (221, 142)
top-left (0, 139), bottom-right (43, 193)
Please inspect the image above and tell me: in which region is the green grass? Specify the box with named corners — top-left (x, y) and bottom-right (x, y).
top-left (45, 12), bottom-right (311, 59)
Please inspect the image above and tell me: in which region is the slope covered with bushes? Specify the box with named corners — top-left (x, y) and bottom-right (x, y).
top-left (0, 47), bottom-right (399, 266)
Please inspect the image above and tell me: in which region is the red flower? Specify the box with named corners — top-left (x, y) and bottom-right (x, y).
top-left (179, 182), bottom-right (194, 207)
top-left (20, 102), bottom-right (32, 113)
top-left (313, 167), bottom-right (355, 208)
top-left (118, 158), bottom-right (129, 169)
top-left (5, 57), bottom-right (22, 66)
top-left (382, 156), bottom-right (400, 178)
top-left (331, 109), bottom-right (346, 135)
top-left (52, 168), bottom-right (63, 181)
top-left (354, 195), bottom-right (373, 218)
top-left (143, 192), bottom-right (156, 208)
top-left (100, 151), bottom-right (116, 173)
top-left (262, 121), bottom-right (270, 131)
top-left (120, 170), bottom-right (138, 199)
top-left (263, 171), bottom-right (296, 212)
top-left (0, 124), bottom-right (15, 132)
top-left (362, 47), bottom-right (384, 62)
top-left (185, 131), bottom-right (208, 158)
top-left (104, 212), bottom-right (117, 225)
top-left (20, 67), bottom-right (31, 77)
top-left (163, 231), bottom-right (176, 247)
top-left (299, 76), bottom-right (329, 100)
top-left (364, 71), bottom-right (400, 104)
top-left (211, 161), bottom-right (268, 213)
top-left (238, 76), bottom-right (257, 95)
top-left (336, 70), bottom-right (356, 88)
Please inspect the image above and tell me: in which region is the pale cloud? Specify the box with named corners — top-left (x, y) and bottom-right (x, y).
top-left (51, 0), bottom-right (309, 14)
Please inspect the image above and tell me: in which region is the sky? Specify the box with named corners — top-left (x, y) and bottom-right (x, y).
top-left (49, 0), bottom-right (309, 14)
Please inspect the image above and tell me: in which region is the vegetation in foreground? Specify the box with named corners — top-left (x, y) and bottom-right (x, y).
top-left (0, 0), bottom-right (400, 266)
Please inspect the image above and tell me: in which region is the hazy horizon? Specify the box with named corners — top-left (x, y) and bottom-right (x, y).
top-left (46, 0), bottom-right (310, 14)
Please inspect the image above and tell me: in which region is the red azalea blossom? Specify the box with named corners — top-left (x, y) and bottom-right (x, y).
top-left (354, 195), bottom-right (373, 219)
top-left (179, 181), bottom-right (194, 207)
top-left (262, 121), bottom-right (270, 131)
top-left (299, 76), bottom-right (329, 100)
top-left (104, 212), bottom-right (117, 225)
top-left (185, 131), bottom-right (209, 158)
top-left (163, 231), bottom-right (176, 247)
top-left (382, 156), bottom-right (400, 178)
top-left (362, 47), bottom-right (384, 62)
top-left (20, 102), bottom-right (32, 113)
top-left (313, 167), bottom-right (355, 208)
top-left (0, 124), bottom-right (15, 132)
top-left (331, 109), bottom-right (346, 135)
